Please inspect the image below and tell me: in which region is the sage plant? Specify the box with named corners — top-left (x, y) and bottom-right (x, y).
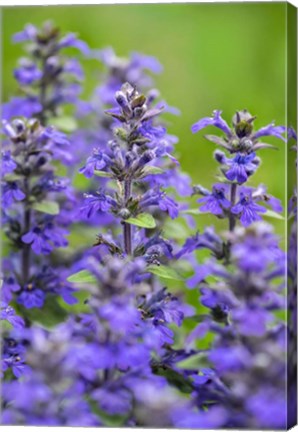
top-left (1, 22), bottom-right (88, 380)
top-left (172, 110), bottom-right (288, 429)
top-left (3, 21), bottom-right (89, 124)
top-left (1, 20), bottom-right (292, 430)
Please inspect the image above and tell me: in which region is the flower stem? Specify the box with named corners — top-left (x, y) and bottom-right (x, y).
top-left (225, 183), bottom-right (238, 265)
top-left (123, 179), bottom-right (132, 255)
top-left (229, 183), bottom-right (237, 232)
top-left (22, 178), bottom-right (31, 284)
top-left (39, 58), bottom-right (47, 124)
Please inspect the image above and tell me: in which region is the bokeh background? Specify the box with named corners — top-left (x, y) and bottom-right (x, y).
top-left (2, 2), bottom-right (288, 240)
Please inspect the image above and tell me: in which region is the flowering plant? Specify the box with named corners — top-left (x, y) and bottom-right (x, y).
top-left (1, 21), bottom-right (295, 430)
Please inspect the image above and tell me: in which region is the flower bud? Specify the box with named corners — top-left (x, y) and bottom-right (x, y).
top-left (11, 119), bottom-right (26, 135)
top-left (235, 120), bottom-right (253, 138)
top-left (119, 208), bottom-right (131, 220)
top-left (133, 106), bottom-right (146, 118)
top-left (240, 138), bottom-right (253, 151)
top-left (115, 91), bottom-right (132, 116)
top-left (214, 150), bottom-right (225, 164)
top-left (146, 89), bottom-right (160, 105)
top-left (138, 150), bottom-right (155, 167)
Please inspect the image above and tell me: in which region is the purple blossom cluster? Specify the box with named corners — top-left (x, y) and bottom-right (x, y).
top-left (192, 109), bottom-right (284, 229)
top-left (3, 21), bottom-right (89, 123)
top-left (1, 21), bottom-right (294, 430)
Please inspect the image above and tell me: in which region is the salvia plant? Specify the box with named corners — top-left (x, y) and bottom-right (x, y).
top-left (1, 22), bottom-right (296, 430)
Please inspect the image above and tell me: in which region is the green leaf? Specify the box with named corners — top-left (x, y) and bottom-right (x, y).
top-left (176, 353), bottom-right (208, 370)
top-left (93, 170), bottom-right (113, 178)
top-left (32, 200), bottom-right (59, 215)
top-left (184, 314), bottom-right (208, 323)
top-left (88, 398), bottom-right (128, 427)
top-left (140, 165), bottom-right (164, 177)
top-left (164, 219), bottom-right (191, 240)
top-left (67, 269), bottom-right (97, 284)
top-left (146, 264), bottom-right (182, 281)
top-left (14, 297), bottom-right (68, 329)
top-left (48, 116), bottom-right (78, 133)
top-left (3, 173), bottom-right (23, 182)
top-left (264, 210), bottom-right (284, 220)
top-left (126, 213), bottom-right (156, 229)
top-left (181, 208), bottom-right (202, 215)
top-left (154, 366), bottom-right (193, 393)
top-left (58, 290), bottom-right (91, 314)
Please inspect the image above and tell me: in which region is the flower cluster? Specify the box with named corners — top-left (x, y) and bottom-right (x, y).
top-left (192, 110), bottom-right (284, 229)
top-left (170, 110), bottom-right (289, 429)
top-left (3, 21), bottom-right (89, 124)
top-left (1, 20), bottom-right (292, 430)
top-left (80, 81), bottom-right (181, 257)
top-left (1, 117), bottom-right (77, 311)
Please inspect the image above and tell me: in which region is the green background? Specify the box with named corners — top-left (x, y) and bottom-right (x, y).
top-left (2, 2), bottom-right (289, 239)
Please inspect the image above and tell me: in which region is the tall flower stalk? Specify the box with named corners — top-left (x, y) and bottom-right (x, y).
top-left (1, 20), bottom-right (292, 430)
top-left (172, 110), bottom-right (288, 429)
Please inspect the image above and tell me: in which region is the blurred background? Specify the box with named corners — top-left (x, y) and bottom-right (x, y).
top-left (2, 2), bottom-right (288, 239)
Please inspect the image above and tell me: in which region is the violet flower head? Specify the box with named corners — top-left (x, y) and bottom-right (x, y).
top-left (2, 182), bottom-right (25, 208)
top-left (192, 109), bottom-right (285, 158)
top-left (196, 183), bottom-right (230, 216)
top-left (2, 151), bottom-right (17, 176)
top-left (231, 188), bottom-right (267, 227)
top-left (6, 21), bottom-right (90, 123)
top-left (215, 150), bottom-right (260, 184)
top-left (81, 192), bottom-right (116, 219)
top-left (192, 110), bottom-right (232, 137)
top-left (17, 284), bottom-right (45, 309)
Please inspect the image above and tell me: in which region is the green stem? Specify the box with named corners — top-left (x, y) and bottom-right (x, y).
top-left (123, 179), bottom-right (132, 255)
top-left (229, 183), bottom-right (237, 232)
top-left (21, 178), bottom-right (31, 284)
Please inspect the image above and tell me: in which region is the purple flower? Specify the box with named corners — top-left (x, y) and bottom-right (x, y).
top-left (2, 151), bottom-right (17, 176)
top-left (63, 59), bottom-right (84, 80)
top-left (2, 182), bottom-right (25, 208)
top-left (2, 97), bottom-right (42, 120)
top-left (130, 52), bottom-right (163, 74)
top-left (246, 388), bottom-right (286, 429)
top-left (231, 190), bottom-right (266, 226)
top-left (17, 285), bottom-right (45, 309)
top-left (2, 336), bottom-right (29, 378)
top-left (1, 303), bottom-right (25, 329)
top-left (81, 192), bottom-right (116, 218)
top-left (43, 222), bottom-right (69, 248)
top-left (22, 226), bottom-right (53, 255)
top-left (197, 184), bottom-right (230, 215)
top-left (2, 276), bottom-right (21, 303)
top-left (42, 126), bottom-right (70, 147)
top-left (57, 34), bottom-right (90, 55)
top-left (200, 285), bottom-right (238, 314)
top-left (13, 24), bottom-right (37, 43)
top-left (253, 123), bottom-right (286, 142)
top-left (231, 307), bottom-right (270, 337)
top-left (92, 387), bottom-right (132, 415)
top-left (79, 149), bottom-right (111, 178)
top-left (220, 151), bottom-right (259, 183)
top-left (172, 406), bottom-right (227, 429)
top-left (232, 225), bottom-right (280, 273)
top-left (192, 110), bottom-right (232, 136)
top-left (14, 61), bottom-right (42, 85)
top-left (176, 227), bottom-right (223, 259)
top-left (187, 263), bottom-right (216, 288)
top-left (158, 195), bottom-right (179, 219)
top-left (140, 188), bottom-right (179, 219)
top-left (142, 288), bottom-right (184, 327)
top-left (209, 345), bottom-right (252, 373)
top-left (99, 299), bottom-right (141, 333)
